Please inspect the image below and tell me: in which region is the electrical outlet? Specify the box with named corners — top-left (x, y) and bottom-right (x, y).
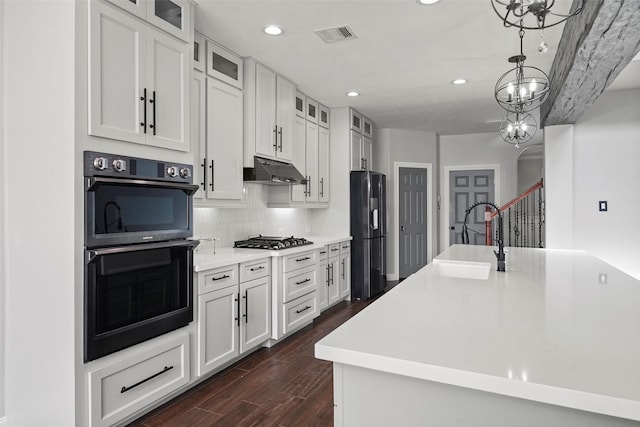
top-left (305, 226), bottom-right (311, 233)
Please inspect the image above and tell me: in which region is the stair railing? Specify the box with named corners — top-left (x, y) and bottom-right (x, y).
top-left (485, 178), bottom-right (544, 248)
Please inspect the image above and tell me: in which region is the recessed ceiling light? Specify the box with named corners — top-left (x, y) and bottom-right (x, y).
top-left (263, 25), bottom-right (284, 36)
top-left (346, 91), bottom-right (360, 97)
top-left (451, 78), bottom-right (467, 85)
top-left (416, 0), bottom-right (441, 4)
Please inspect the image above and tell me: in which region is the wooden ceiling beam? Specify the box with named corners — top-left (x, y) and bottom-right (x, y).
top-left (541, 0), bottom-right (640, 127)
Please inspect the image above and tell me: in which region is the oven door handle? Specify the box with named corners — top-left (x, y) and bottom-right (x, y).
top-left (87, 177), bottom-right (199, 195)
top-left (87, 240), bottom-right (200, 262)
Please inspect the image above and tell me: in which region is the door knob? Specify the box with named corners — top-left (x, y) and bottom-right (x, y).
top-left (450, 226), bottom-right (455, 230)
top-left (400, 226), bottom-right (405, 231)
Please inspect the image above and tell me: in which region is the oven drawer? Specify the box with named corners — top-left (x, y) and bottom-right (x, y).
top-left (88, 332), bottom-right (189, 427)
top-left (199, 264), bottom-right (239, 294)
top-left (328, 243), bottom-right (340, 258)
top-left (240, 258), bottom-right (271, 282)
top-left (284, 265), bottom-right (317, 303)
top-left (283, 249), bottom-right (317, 273)
top-left (340, 241), bottom-right (351, 255)
top-left (283, 291), bottom-right (318, 335)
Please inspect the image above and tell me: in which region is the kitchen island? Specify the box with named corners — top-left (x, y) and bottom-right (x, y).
top-left (315, 245), bottom-right (640, 426)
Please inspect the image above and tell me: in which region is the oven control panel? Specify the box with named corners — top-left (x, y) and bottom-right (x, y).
top-left (84, 151), bottom-right (193, 184)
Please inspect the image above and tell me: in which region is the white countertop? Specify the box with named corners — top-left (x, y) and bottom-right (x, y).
top-left (315, 245), bottom-right (640, 421)
top-left (194, 235), bottom-right (351, 272)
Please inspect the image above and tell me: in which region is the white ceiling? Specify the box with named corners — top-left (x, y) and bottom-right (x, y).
top-left (194, 0), bottom-right (640, 136)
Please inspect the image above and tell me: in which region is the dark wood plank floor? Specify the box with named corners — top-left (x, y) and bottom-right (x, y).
top-left (127, 299), bottom-right (374, 427)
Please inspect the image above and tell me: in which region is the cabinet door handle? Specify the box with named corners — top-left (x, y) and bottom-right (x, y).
top-left (341, 259), bottom-right (345, 279)
top-left (242, 290), bottom-right (248, 324)
top-left (332, 263), bottom-right (335, 284)
top-left (326, 265), bottom-right (330, 286)
top-left (296, 305), bottom-right (311, 314)
top-left (278, 126), bottom-right (283, 152)
top-left (295, 278), bottom-right (311, 285)
top-left (295, 256), bottom-right (311, 262)
top-left (307, 176), bottom-right (311, 197)
top-left (235, 295), bottom-right (240, 327)
top-left (140, 88), bottom-right (147, 133)
top-left (250, 266), bottom-right (265, 272)
top-left (149, 90), bottom-right (156, 135)
top-left (320, 178), bottom-right (324, 198)
top-left (210, 160), bottom-right (215, 190)
top-left (211, 274), bottom-right (229, 281)
top-left (273, 126), bottom-right (278, 151)
top-left (201, 158), bottom-right (207, 191)
top-left (121, 365), bottom-right (173, 394)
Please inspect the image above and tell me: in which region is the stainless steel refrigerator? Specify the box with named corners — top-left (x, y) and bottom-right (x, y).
top-left (350, 170), bottom-right (387, 300)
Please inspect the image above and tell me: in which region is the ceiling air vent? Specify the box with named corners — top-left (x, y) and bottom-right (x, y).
top-left (314, 25), bottom-right (358, 44)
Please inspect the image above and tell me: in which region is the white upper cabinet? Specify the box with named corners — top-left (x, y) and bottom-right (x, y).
top-left (349, 107), bottom-right (374, 171)
top-left (319, 103), bottom-right (330, 129)
top-left (244, 59), bottom-right (295, 164)
top-left (193, 32), bottom-right (205, 72)
top-left (318, 126), bottom-right (330, 203)
top-left (206, 41), bottom-right (243, 90)
top-left (205, 78), bottom-right (243, 200)
top-left (89, 1), bottom-right (190, 151)
top-left (104, 0), bottom-right (192, 42)
top-left (306, 97), bottom-right (319, 125)
top-left (305, 120), bottom-right (319, 203)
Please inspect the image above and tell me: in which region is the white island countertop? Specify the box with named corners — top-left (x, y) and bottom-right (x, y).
top-left (315, 245), bottom-right (640, 421)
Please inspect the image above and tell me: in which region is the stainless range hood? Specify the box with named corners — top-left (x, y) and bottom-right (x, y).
top-left (243, 156), bottom-right (307, 185)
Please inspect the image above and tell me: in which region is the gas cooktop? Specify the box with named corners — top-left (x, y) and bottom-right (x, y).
top-left (233, 235), bottom-right (313, 250)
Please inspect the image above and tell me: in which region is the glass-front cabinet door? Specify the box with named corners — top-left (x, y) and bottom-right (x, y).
top-left (147, 0), bottom-right (191, 42)
top-left (105, 0), bottom-right (192, 43)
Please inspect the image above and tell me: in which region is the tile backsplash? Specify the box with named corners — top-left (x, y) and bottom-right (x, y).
top-left (194, 183), bottom-right (311, 252)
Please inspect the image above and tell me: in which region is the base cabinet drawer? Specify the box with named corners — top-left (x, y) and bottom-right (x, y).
top-left (283, 249), bottom-right (317, 273)
top-left (239, 257), bottom-right (271, 282)
top-left (199, 264), bottom-right (239, 294)
top-left (284, 265), bottom-right (317, 303)
top-left (283, 291), bottom-right (318, 335)
top-left (88, 332), bottom-right (190, 427)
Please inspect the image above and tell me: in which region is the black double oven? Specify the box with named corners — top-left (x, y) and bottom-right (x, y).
top-left (84, 151), bottom-right (199, 362)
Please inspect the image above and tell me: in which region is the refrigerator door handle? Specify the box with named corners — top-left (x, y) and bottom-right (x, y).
top-left (372, 208), bottom-right (379, 230)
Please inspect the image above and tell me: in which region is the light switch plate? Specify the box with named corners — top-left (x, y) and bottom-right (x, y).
top-left (599, 201), bottom-right (608, 212)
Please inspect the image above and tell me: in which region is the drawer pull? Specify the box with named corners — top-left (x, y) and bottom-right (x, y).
top-left (295, 278), bottom-right (311, 285)
top-left (296, 305), bottom-right (311, 314)
top-left (211, 274), bottom-right (230, 281)
top-left (250, 266), bottom-right (265, 271)
top-left (320, 251), bottom-right (327, 254)
top-left (331, 248), bottom-right (339, 252)
top-left (120, 365), bottom-right (173, 394)
top-left (295, 256), bottom-right (311, 262)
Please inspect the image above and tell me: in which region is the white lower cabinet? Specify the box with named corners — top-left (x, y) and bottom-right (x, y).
top-left (197, 285), bottom-right (239, 374)
top-left (319, 241), bottom-right (351, 312)
top-left (339, 241), bottom-right (351, 299)
top-left (87, 331), bottom-right (190, 427)
top-left (196, 259), bottom-right (271, 377)
top-left (240, 275), bottom-right (271, 352)
top-left (274, 249), bottom-right (320, 339)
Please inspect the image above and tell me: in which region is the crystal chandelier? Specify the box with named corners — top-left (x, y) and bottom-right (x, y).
top-left (500, 109), bottom-right (538, 147)
top-left (494, 30), bottom-right (550, 113)
top-left (490, 0), bottom-right (585, 30)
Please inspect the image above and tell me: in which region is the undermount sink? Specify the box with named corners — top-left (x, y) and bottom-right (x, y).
top-left (432, 260), bottom-right (491, 280)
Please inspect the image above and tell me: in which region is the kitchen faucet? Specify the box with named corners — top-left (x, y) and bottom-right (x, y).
top-left (462, 201), bottom-right (506, 272)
